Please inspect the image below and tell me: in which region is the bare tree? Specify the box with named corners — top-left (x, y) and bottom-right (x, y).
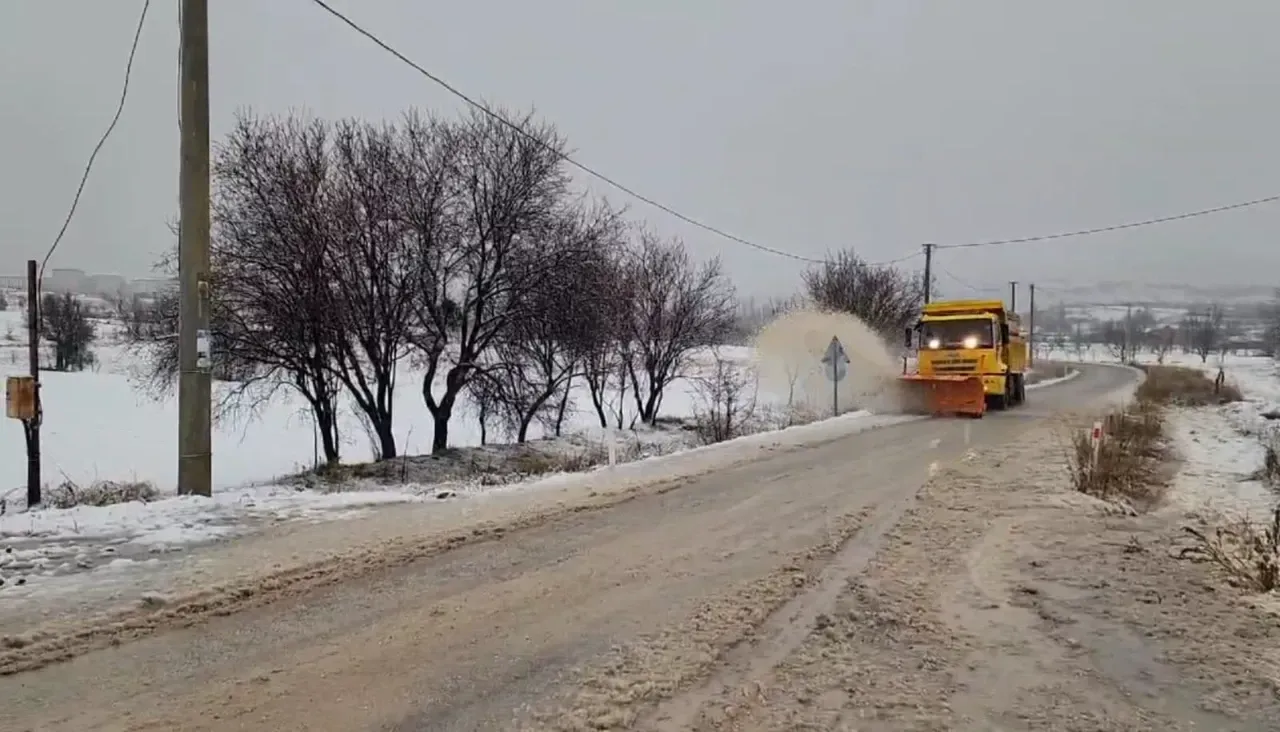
top-left (690, 348), bottom-right (758, 444)
top-left (1183, 305), bottom-right (1226, 364)
top-left (576, 246), bottom-right (633, 429)
top-left (623, 231), bottom-right (736, 426)
top-left (462, 365), bottom-right (507, 445)
top-left (38, 293), bottom-right (96, 371)
top-left (803, 249), bottom-right (923, 338)
top-left (487, 203), bottom-right (626, 442)
top-left (131, 113), bottom-right (347, 464)
top-left (1099, 319), bottom-right (1131, 362)
top-left (1047, 329), bottom-right (1070, 359)
top-left (1147, 325), bottom-right (1176, 365)
top-left (322, 118), bottom-right (424, 460)
top-left (410, 107), bottom-right (573, 453)
top-left (1263, 291), bottom-right (1280, 358)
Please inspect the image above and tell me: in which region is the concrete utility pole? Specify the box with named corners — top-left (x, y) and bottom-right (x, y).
top-left (177, 0), bottom-right (212, 497)
top-left (1008, 281), bottom-right (1018, 313)
top-left (1028, 283), bottom-right (1036, 366)
top-left (922, 243), bottom-right (934, 303)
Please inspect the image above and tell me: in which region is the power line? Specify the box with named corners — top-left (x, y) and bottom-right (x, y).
top-left (937, 266), bottom-right (999, 294)
top-left (934, 194), bottom-right (1280, 251)
top-left (307, 0), bottom-right (1280, 269)
top-left (306, 0), bottom-right (837, 265)
top-left (39, 0), bottom-right (152, 282)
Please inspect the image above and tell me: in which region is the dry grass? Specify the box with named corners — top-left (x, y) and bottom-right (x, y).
top-left (1181, 507), bottom-right (1280, 592)
top-left (1066, 365), bottom-right (1239, 510)
top-left (1135, 365), bottom-right (1242, 407)
top-left (44, 479), bottom-right (159, 509)
top-left (1068, 399), bottom-right (1168, 509)
top-left (1256, 438), bottom-right (1280, 487)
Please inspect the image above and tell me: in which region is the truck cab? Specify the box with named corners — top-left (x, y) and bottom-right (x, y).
top-left (906, 299), bottom-right (1028, 409)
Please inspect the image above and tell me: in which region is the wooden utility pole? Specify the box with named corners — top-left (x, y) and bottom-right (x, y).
top-left (922, 244), bottom-right (934, 303)
top-left (1008, 281), bottom-right (1018, 313)
top-left (177, 0), bottom-right (212, 497)
top-left (1028, 283), bottom-right (1036, 366)
top-left (25, 259), bottom-right (41, 507)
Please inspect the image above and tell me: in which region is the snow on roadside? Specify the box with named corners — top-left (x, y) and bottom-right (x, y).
top-left (1027, 368), bottom-right (1080, 391)
top-left (0, 407), bottom-right (920, 594)
top-left (0, 485), bottom-right (429, 591)
top-left (1163, 356), bottom-right (1280, 521)
top-left (1, 484), bottom-right (426, 544)
top-left (0, 352), bottom-right (1087, 597)
top-left (1165, 408), bottom-right (1274, 521)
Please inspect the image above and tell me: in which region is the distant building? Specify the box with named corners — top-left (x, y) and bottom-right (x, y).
top-left (0, 275), bottom-right (23, 290)
top-left (86, 273), bottom-right (128, 297)
top-left (130, 277), bottom-right (177, 295)
top-left (46, 268), bottom-right (87, 294)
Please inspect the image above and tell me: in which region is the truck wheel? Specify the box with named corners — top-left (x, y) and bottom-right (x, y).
top-left (988, 384), bottom-right (1009, 411)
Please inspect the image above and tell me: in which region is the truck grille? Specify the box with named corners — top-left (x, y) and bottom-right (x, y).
top-left (931, 357), bottom-right (980, 373)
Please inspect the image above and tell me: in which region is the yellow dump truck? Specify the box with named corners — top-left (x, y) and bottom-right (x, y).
top-left (900, 299), bottom-right (1029, 417)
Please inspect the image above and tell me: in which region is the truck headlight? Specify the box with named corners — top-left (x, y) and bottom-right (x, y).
top-left (962, 335), bottom-right (978, 349)
top-left (927, 338), bottom-right (941, 349)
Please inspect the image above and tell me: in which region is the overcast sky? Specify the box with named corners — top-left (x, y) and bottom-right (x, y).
top-left (2, 0), bottom-right (1278, 297)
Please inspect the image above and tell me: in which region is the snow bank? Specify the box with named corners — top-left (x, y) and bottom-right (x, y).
top-left (0, 484), bottom-right (426, 545)
top-left (1155, 356), bottom-right (1280, 520)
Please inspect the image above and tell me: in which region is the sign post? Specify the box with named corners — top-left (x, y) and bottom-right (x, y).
top-left (821, 336), bottom-right (851, 417)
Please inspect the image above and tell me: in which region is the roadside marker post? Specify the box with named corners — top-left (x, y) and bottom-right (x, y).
top-left (1090, 421), bottom-right (1104, 470)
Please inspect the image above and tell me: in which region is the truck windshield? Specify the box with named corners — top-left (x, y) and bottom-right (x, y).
top-left (921, 319), bottom-right (994, 348)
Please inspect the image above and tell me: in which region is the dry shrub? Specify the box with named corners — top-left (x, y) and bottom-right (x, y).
top-left (691, 350), bottom-right (759, 445)
top-left (44, 479), bottom-right (159, 509)
top-left (1136, 365), bottom-right (1241, 406)
top-left (1182, 507), bottom-right (1280, 592)
top-left (1258, 438), bottom-right (1280, 487)
top-left (508, 447), bottom-right (603, 476)
top-left (1068, 399), bottom-right (1167, 509)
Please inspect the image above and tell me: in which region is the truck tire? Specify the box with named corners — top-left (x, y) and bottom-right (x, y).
top-left (989, 381), bottom-right (1009, 411)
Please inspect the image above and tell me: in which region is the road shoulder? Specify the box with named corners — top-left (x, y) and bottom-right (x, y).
top-left (600, 418), bottom-right (1280, 731)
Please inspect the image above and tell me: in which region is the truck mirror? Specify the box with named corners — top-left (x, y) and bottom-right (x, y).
top-left (904, 327), bottom-right (913, 348)
top-left (1000, 323), bottom-right (1010, 342)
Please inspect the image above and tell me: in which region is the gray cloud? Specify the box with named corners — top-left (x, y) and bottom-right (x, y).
top-left (2, 0), bottom-right (1277, 296)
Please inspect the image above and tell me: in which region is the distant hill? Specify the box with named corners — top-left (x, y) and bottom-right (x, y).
top-left (978, 280), bottom-right (1278, 307)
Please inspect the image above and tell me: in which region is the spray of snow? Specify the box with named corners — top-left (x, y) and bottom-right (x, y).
top-left (751, 309), bottom-right (906, 415)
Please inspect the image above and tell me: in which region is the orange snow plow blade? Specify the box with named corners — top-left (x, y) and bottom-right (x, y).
top-left (898, 374), bottom-right (986, 418)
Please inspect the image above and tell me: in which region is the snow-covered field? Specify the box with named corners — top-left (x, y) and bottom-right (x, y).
top-left (0, 305), bottom-right (915, 587)
top-left (0, 301), bottom-right (1093, 596)
top-left (1044, 343), bottom-right (1280, 521)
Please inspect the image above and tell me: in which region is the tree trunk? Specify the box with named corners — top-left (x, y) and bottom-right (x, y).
top-left (554, 380), bottom-right (572, 437)
top-left (585, 378), bottom-right (608, 428)
top-left (641, 382), bottom-right (663, 425)
top-left (427, 369), bottom-right (464, 454)
top-left (431, 409), bottom-right (451, 453)
top-left (315, 405), bottom-right (341, 464)
top-left (374, 415), bottom-right (397, 460)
